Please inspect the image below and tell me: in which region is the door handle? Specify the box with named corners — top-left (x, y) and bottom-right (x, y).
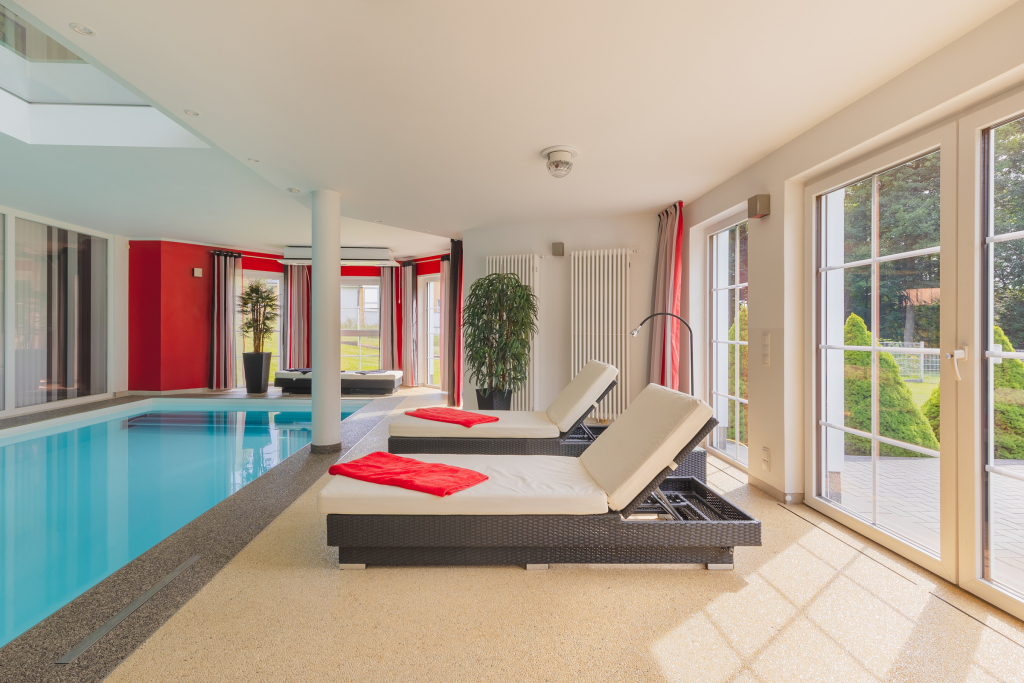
top-left (946, 346), bottom-right (968, 381)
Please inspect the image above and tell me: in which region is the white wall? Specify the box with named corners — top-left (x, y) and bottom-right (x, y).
top-left (461, 214), bottom-right (658, 410)
top-left (682, 0), bottom-right (1024, 502)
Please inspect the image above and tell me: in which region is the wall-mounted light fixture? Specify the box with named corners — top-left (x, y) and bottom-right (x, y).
top-left (748, 194), bottom-right (770, 219)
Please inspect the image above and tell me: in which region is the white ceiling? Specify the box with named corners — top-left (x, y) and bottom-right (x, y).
top-left (2, 0), bottom-right (1018, 251)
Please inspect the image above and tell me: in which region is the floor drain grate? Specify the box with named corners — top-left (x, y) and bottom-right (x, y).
top-left (56, 555), bottom-right (200, 665)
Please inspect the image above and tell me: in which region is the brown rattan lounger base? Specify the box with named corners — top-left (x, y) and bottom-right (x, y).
top-left (336, 545), bottom-right (736, 567)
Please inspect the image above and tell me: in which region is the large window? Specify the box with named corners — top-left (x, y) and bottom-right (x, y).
top-left (818, 151), bottom-right (943, 556)
top-left (984, 115), bottom-right (1024, 598)
top-left (341, 280), bottom-right (380, 370)
top-left (419, 275), bottom-right (441, 386)
top-left (14, 218), bottom-right (107, 408)
top-left (708, 221), bottom-right (748, 465)
top-left (235, 272), bottom-right (282, 386)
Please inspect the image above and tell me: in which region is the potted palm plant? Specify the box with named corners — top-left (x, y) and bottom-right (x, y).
top-left (462, 272), bottom-right (538, 410)
top-left (238, 280), bottom-right (280, 394)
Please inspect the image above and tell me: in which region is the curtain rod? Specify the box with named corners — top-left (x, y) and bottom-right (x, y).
top-left (399, 255), bottom-right (448, 264)
top-left (210, 250), bottom-right (243, 257)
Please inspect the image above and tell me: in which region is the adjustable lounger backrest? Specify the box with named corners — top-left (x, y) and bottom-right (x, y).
top-left (545, 360), bottom-right (619, 433)
top-left (578, 383), bottom-right (714, 511)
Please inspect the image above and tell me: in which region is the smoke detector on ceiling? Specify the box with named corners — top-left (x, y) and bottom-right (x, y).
top-left (541, 145), bottom-right (579, 178)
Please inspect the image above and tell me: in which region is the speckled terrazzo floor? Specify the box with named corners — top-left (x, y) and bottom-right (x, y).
top-left (97, 391), bottom-right (1024, 683)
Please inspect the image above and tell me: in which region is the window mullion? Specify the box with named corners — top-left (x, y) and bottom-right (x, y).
top-left (871, 172), bottom-right (880, 526)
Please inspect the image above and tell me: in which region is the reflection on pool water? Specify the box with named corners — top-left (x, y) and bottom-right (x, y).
top-left (0, 401), bottom-right (368, 648)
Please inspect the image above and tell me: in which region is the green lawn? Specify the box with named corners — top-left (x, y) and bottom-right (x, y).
top-left (906, 377), bottom-right (939, 410)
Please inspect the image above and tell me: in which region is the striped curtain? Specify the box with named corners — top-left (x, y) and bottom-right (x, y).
top-left (401, 262), bottom-right (418, 386)
top-left (441, 239), bottom-right (463, 406)
top-left (282, 264), bottom-right (311, 369)
top-left (209, 251), bottom-right (242, 389)
top-left (440, 256), bottom-right (450, 393)
top-left (648, 201), bottom-right (687, 391)
top-left (379, 266), bottom-right (399, 370)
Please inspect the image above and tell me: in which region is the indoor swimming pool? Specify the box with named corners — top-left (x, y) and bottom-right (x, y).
top-left (0, 399), bottom-right (369, 648)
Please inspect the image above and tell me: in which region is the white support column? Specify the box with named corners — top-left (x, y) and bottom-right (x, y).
top-left (311, 190), bottom-right (342, 453)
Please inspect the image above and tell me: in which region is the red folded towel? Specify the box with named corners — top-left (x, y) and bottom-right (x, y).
top-left (328, 451), bottom-right (489, 496)
top-left (404, 407), bottom-right (499, 428)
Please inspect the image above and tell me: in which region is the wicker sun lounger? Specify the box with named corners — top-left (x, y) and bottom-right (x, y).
top-left (275, 369), bottom-right (404, 395)
top-left (320, 384), bottom-right (760, 570)
top-left (388, 360), bottom-right (618, 457)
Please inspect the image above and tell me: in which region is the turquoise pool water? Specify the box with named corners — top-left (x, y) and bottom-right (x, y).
top-left (0, 400), bottom-right (368, 648)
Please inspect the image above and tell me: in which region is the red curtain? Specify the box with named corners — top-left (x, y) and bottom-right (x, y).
top-left (443, 240), bottom-right (464, 406)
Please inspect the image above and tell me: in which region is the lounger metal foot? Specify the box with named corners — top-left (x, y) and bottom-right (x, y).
top-left (526, 564), bottom-right (549, 571)
top-left (706, 563), bottom-right (734, 571)
top-left (339, 564), bottom-right (366, 570)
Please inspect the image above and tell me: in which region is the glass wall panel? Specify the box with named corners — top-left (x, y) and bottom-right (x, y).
top-left (423, 279), bottom-right (441, 386)
top-left (340, 280), bottom-right (380, 371)
top-left (14, 218), bottom-right (107, 408)
top-left (235, 275), bottom-right (282, 386)
top-left (986, 115), bottom-right (1024, 597)
top-left (819, 151), bottom-right (942, 557)
top-left (708, 221), bottom-right (749, 466)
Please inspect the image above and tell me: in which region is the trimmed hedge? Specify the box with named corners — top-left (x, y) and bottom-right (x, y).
top-left (921, 326), bottom-right (1024, 459)
top-left (843, 314), bottom-right (938, 456)
top-left (725, 304), bottom-right (748, 444)
top-left (993, 326), bottom-right (1024, 459)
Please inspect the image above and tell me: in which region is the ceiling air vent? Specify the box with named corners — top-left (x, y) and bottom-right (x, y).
top-left (280, 246), bottom-right (398, 267)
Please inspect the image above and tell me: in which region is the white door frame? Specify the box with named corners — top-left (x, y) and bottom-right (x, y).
top-left (954, 87), bottom-right (1024, 622)
top-left (417, 273), bottom-right (440, 387)
top-left (804, 121), bottom-right (960, 583)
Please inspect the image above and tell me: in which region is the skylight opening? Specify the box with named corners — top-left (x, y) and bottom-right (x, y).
top-left (0, 3), bottom-right (145, 105)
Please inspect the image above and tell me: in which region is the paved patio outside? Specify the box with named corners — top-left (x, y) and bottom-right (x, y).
top-left (827, 455), bottom-right (1024, 596)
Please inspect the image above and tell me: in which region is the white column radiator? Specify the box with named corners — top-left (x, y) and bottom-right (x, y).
top-left (571, 248), bottom-right (630, 421)
top-left (486, 254), bottom-right (540, 411)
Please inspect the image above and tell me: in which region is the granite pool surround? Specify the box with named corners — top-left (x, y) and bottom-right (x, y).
top-left (0, 395), bottom-right (403, 683)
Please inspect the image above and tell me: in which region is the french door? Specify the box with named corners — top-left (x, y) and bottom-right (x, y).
top-left (960, 90), bottom-right (1024, 618)
top-left (808, 101), bottom-right (1024, 619)
top-left (810, 124), bottom-right (959, 581)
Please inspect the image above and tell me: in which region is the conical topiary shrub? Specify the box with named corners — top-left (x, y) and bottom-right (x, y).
top-left (922, 325), bottom-right (1024, 458)
top-left (726, 303), bottom-right (748, 444)
top-left (992, 326), bottom-right (1024, 459)
top-left (843, 313), bottom-right (939, 456)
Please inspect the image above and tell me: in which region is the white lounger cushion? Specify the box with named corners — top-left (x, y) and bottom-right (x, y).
top-left (317, 454), bottom-right (607, 515)
top-left (545, 360), bottom-right (619, 433)
top-left (579, 384), bottom-right (713, 511)
top-left (388, 411), bottom-right (559, 438)
top-left (341, 370), bottom-right (403, 379)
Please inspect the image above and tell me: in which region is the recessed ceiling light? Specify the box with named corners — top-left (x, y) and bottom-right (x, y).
top-left (374, 220), bottom-right (383, 223)
top-left (184, 109), bottom-right (200, 117)
top-left (69, 23), bottom-right (95, 36)
top-left (248, 158), bottom-right (259, 163)
top-left (287, 188), bottom-right (300, 193)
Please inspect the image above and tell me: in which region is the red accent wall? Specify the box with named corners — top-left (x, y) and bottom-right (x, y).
top-left (129, 244), bottom-right (397, 389)
top-left (129, 241), bottom-right (214, 391)
top-left (340, 265), bottom-right (381, 277)
top-left (416, 259), bottom-right (441, 276)
top-left (128, 241), bottom-right (163, 391)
